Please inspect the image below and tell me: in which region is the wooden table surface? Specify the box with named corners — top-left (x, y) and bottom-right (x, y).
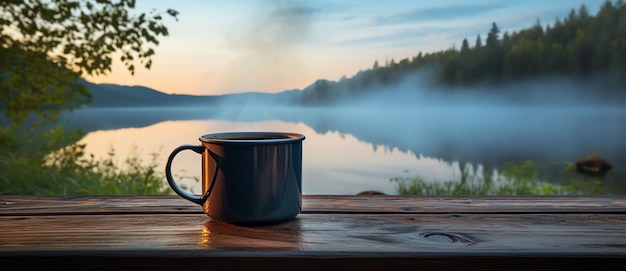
top-left (1, 195), bottom-right (626, 270)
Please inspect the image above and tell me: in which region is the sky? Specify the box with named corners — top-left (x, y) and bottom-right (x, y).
top-left (83, 0), bottom-right (607, 96)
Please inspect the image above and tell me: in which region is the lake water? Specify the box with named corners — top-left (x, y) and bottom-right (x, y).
top-left (59, 105), bottom-right (626, 195)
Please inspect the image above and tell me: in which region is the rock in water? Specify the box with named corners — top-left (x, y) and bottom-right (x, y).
top-left (356, 190), bottom-right (386, 195)
top-left (575, 156), bottom-right (612, 177)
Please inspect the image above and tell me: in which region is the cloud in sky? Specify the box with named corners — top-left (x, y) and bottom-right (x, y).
top-left (316, 0), bottom-right (605, 52)
top-left (371, 3), bottom-right (509, 25)
top-left (314, 2), bottom-right (509, 53)
top-left (84, 0), bottom-right (609, 95)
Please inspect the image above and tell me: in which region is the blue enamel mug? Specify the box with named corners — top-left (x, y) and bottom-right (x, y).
top-left (165, 132), bottom-right (305, 225)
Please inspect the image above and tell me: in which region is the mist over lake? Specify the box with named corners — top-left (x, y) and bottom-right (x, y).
top-left (58, 95), bottom-right (626, 195)
top-left (43, 61), bottom-right (626, 195)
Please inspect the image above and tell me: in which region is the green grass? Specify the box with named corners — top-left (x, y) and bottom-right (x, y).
top-left (0, 125), bottom-right (171, 195)
top-left (391, 160), bottom-right (607, 196)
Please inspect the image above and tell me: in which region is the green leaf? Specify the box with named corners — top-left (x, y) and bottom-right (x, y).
top-left (1, 0), bottom-right (177, 126)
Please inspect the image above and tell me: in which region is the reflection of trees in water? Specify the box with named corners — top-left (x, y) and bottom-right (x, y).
top-left (61, 106), bottom-right (626, 191)
top-left (57, 107), bottom-right (221, 131)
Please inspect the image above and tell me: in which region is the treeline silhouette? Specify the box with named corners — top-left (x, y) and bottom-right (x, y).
top-left (298, 0), bottom-right (626, 105)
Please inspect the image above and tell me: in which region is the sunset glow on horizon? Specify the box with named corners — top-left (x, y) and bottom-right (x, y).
top-left (83, 0), bottom-right (605, 96)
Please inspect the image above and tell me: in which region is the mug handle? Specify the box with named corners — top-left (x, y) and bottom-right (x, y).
top-left (165, 145), bottom-right (208, 205)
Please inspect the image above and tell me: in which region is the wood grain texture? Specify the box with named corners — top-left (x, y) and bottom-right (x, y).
top-left (2, 213), bottom-right (626, 253)
top-left (2, 196), bottom-right (626, 270)
top-left (2, 195), bottom-right (626, 215)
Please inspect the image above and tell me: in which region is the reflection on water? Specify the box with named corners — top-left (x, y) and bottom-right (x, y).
top-left (66, 106), bottom-right (626, 195)
top-left (78, 119), bottom-right (456, 194)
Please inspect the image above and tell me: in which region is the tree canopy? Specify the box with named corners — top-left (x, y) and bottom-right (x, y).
top-left (0, 0), bottom-right (178, 125)
top-left (299, 0), bottom-right (626, 105)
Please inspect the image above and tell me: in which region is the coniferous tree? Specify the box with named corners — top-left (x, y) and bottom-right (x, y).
top-left (299, 0), bottom-right (626, 104)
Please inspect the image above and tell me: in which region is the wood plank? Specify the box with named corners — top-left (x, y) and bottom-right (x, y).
top-left (2, 213), bottom-right (626, 254)
top-left (2, 196), bottom-right (626, 270)
top-left (305, 195), bottom-right (626, 214)
top-left (0, 195), bottom-right (200, 215)
top-left (2, 195), bottom-right (626, 215)
top-left (2, 213), bottom-right (626, 270)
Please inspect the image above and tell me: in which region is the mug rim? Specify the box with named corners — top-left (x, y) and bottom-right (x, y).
top-left (199, 132), bottom-right (305, 145)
